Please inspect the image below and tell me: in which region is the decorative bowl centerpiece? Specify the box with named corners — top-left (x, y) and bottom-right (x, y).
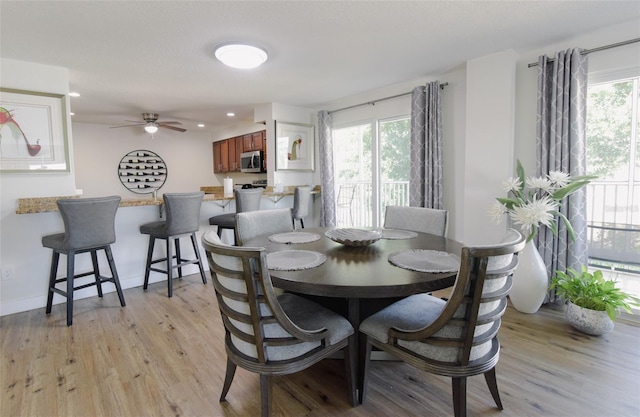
top-left (325, 228), bottom-right (382, 247)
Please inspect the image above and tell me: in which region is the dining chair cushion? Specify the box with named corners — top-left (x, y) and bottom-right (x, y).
top-left (228, 293), bottom-right (353, 362)
top-left (361, 248), bottom-right (516, 364)
top-left (360, 293), bottom-right (497, 363)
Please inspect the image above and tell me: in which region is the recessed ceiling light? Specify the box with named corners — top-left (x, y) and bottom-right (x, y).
top-left (214, 43), bottom-right (268, 69)
top-left (70, 112), bottom-right (75, 116)
top-left (198, 124), bottom-right (205, 128)
top-left (69, 92), bottom-right (80, 97)
top-left (226, 112), bottom-right (235, 117)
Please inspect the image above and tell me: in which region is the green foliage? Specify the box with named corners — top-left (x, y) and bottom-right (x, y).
top-left (586, 81), bottom-right (633, 179)
top-left (551, 266), bottom-right (640, 321)
top-left (379, 118), bottom-right (410, 181)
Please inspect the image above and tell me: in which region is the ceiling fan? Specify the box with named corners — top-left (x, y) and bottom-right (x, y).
top-left (110, 113), bottom-right (186, 133)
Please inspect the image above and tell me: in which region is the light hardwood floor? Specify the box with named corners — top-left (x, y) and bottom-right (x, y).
top-left (2, 275), bottom-right (639, 417)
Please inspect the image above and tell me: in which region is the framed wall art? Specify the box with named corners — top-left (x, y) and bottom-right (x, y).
top-left (0, 88), bottom-right (70, 172)
top-left (275, 121), bottom-right (315, 171)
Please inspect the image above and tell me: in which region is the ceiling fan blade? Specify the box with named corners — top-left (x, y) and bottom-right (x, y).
top-left (158, 121), bottom-right (182, 125)
top-left (110, 123), bottom-right (144, 129)
top-left (160, 124), bottom-right (187, 132)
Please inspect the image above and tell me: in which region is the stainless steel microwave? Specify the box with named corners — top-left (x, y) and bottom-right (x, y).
top-left (240, 150), bottom-right (265, 173)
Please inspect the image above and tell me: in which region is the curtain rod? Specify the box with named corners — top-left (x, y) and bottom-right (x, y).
top-left (527, 38), bottom-right (640, 68)
top-left (328, 82), bottom-right (448, 115)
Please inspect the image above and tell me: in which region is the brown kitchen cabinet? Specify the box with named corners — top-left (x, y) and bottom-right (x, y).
top-left (214, 130), bottom-right (265, 173)
top-left (243, 130), bottom-right (264, 151)
top-left (212, 139), bottom-right (230, 173)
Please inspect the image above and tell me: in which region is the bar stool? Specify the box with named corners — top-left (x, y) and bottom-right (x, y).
top-left (208, 188), bottom-right (263, 244)
top-left (292, 186), bottom-right (312, 229)
top-left (42, 196), bottom-right (126, 326)
top-left (140, 192), bottom-right (207, 298)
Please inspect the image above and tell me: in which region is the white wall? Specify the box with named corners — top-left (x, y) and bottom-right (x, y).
top-left (463, 50), bottom-right (517, 244)
top-left (73, 122), bottom-right (216, 197)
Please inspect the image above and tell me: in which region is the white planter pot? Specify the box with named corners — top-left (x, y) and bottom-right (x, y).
top-left (565, 301), bottom-right (614, 336)
top-left (509, 240), bottom-right (548, 314)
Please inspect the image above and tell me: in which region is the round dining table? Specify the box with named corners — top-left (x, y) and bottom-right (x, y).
top-left (245, 226), bottom-right (466, 330)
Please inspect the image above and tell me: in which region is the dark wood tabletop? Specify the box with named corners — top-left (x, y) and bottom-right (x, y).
top-left (245, 227), bottom-right (464, 299)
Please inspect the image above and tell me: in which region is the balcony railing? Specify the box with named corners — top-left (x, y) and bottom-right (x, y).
top-left (335, 181), bottom-right (409, 227)
top-left (334, 181), bottom-right (640, 274)
top-left (587, 182), bottom-right (640, 273)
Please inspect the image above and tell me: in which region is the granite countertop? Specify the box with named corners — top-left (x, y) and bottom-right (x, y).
top-left (16, 194), bottom-right (221, 214)
top-left (16, 186), bottom-right (321, 214)
top-left (200, 185), bottom-right (321, 197)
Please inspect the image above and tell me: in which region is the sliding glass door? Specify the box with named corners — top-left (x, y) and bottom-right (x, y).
top-left (333, 116), bottom-right (410, 227)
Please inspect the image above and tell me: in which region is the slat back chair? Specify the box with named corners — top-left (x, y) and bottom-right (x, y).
top-left (359, 229), bottom-right (525, 417)
top-left (202, 232), bottom-right (357, 417)
top-left (384, 205), bottom-right (448, 237)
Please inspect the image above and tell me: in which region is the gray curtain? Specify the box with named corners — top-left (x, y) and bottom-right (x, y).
top-left (317, 110), bottom-right (336, 226)
top-left (535, 48), bottom-right (589, 302)
top-left (409, 81), bottom-right (443, 208)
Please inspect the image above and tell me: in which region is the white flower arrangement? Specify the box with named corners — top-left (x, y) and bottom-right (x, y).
top-left (489, 160), bottom-right (596, 242)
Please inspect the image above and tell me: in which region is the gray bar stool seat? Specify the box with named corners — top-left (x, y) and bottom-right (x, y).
top-left (208, 188), bottom-right (263, 244)
top-left (42, 195), bottom-right (126, 326)
top-left (140, 192), bottom-right (207, 298)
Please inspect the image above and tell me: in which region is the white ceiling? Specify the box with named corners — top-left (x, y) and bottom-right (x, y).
top-left (1, 1), bottom-right (639, 133)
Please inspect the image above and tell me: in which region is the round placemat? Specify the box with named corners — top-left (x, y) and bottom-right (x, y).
top-left (388, 249), bottom-right (459, 273)
top-left (266, 250), bottom-right (327, 271)
top-left (268, 232), bottom-right (321, 244)
top-left (381, 229), bottom-right (418, 240)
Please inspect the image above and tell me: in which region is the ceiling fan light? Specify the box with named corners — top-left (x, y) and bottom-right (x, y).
top-left (144, 124), bottom-right (158, 134)
top-left (214, 43), bottom-right (268, 69)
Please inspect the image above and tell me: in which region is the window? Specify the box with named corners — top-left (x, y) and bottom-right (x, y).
top-left (586, 75), bottom-right (640, 273)
top-left (333, 116), bottom-right (410, 227)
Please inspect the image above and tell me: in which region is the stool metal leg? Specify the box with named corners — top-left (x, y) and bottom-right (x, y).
top-left (66, 252), bottom-right (75, 326)
top-left (91, 250), bottom-right (103, 298)
top-left (174, 237), bottom-right (183, 279)
top-left (166, 237), bottom-right (174, 298)
top-left (190, 232), bottom-right (207, 284)
top-left (143, 236), bottom-right (156, 290)
top-left (105, 246), bottom-right (126, 307)
top-left (46, 251), bottom-right (60, 314)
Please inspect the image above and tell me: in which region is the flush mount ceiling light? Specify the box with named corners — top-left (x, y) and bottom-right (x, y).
top-left (214, 43), bottom-right (268, 69)
top-left (144, 123), bottom-right (158, 134)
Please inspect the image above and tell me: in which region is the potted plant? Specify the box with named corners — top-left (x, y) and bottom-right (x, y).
top-left (488, 159), bottom-right (596, 313)
top-left (550, 266), bottom-right (640, 335)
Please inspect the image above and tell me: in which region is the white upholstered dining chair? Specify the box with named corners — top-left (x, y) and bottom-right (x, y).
top-left (235, 208), bottom-right (294, 246)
